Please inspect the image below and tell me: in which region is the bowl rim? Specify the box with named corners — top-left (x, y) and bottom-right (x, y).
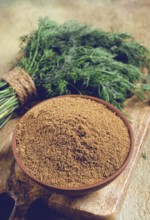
top-left (12, 94), bottom-right (134, 192)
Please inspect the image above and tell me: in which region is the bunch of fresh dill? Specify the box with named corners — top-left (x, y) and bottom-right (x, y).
top-left (0, 18), bottom-right (150, 128)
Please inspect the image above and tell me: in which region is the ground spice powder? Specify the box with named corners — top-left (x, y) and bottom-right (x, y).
top-left (16, 97), bottom-right (130, 188)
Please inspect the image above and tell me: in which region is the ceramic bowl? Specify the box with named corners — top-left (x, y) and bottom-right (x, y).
top-left (12, 95), bottom-right (134, 196)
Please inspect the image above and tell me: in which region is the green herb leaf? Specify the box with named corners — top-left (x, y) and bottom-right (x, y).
top-left (0, 18), bottom-right (150, 128)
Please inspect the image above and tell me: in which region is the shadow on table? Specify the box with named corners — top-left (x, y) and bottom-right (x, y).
top-left (25, 198), bottom-right (68, 220)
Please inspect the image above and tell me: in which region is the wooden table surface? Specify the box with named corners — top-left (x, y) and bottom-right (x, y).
top-left (0, 1), bottom-right (150, 219)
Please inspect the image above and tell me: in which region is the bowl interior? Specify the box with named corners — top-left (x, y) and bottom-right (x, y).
top-left (12, 95), bottom-right (134, 195)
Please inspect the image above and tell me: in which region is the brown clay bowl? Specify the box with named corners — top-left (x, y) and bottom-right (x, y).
top-left (12, 95), bottom-right (134, 196)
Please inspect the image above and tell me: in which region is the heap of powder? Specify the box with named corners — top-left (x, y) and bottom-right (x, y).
top-left (16, 96), bottom-right (130, 188)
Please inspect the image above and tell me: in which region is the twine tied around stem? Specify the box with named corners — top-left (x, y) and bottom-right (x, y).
top-left (3, 68), bottom-right (37, 106)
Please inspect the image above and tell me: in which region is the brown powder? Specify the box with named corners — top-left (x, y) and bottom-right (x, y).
top-left (16, 96), bottom-right (130, 188)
